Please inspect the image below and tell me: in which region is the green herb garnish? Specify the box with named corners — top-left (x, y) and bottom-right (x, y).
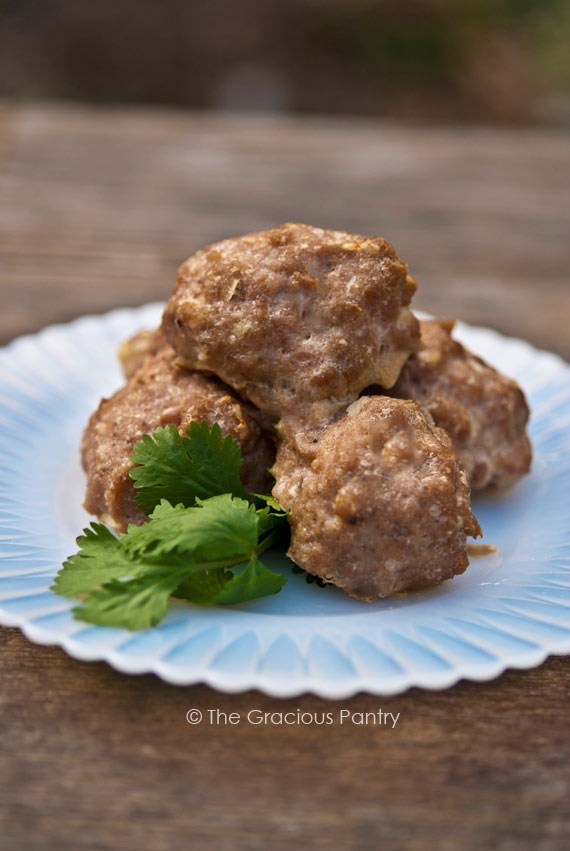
top-left (129, 421), bottom-right (249, 514)
top-left (52, 423), bottom-right (290, 630)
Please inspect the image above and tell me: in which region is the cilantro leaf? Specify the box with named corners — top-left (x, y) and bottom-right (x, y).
top-left (73, 562), bottom-right (193, 630)
top-left (213, 556), bottom-right (286, 604)
top-left (54, 420), bottom-right (294, 630)
top-left (129, 422), bottom-right (248, 515)
top-left (51, 523), bottom-right (134, 597)
top-left (54, 495), bottom-right (288, 629)
top-left (256, 504), bottom-right (289, 538)
top-left (251, 493), bottom-right (285, 513)
top-left (123, 495), bottom-right (258, 562)
top-left (173, 553), bottom-right (286, 607)
top-left (173, 569), bottom-right (233, 605)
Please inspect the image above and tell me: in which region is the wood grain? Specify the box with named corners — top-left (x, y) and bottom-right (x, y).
top-left (0, 102), bottom-right (569, 851)
top-left (0, 103), bottom-right (569, 357)
top-left (1, 628), bottom-right (569, 851)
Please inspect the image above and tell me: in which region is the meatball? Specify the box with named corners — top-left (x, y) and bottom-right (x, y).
top-left (389, 319), bottom-right (532, 490)
top-left (272, 396), bottom-right (481, 600)
top-left (82, 347), bottom-right (276, 532)
top-left (161, 223), bottom-right (419, 422)
top-left (118, 328), bottom-right (168, 378)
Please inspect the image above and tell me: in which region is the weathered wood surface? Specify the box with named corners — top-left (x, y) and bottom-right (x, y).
top-left (0, 102), bottom-right (569, 851)
top-left (1, 629), bottom-right (569, 851)
top-left (0, 103), bottom-right (569, 357)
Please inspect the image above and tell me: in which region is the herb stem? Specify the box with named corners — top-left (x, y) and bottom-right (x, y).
top-left (161, 527), bottom-right (282, 576)
top-left (256, 526), bottom-right (283, 555)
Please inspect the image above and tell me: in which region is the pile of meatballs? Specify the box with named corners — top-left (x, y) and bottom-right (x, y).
top-left (82, 223), bottom-right (532, 601)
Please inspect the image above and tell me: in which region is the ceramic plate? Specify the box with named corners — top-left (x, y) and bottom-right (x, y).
top-left (0, 304), bottom-right (569, 697)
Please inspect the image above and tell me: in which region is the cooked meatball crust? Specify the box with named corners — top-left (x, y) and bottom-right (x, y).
top-left (161, 223), bottom-right (419, 422)
top-left (272, 396), bottom-right (481, 600)
top-left (389, 319), bottom-right (532, 491)
top-left (82, 347), bottom-right (276, 532)
top-left (118, 328), bottom-right (168, 378)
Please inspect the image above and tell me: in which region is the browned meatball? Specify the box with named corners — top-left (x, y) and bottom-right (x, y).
top-left (389, 319), bottom-right (532, 491)
top-left (272, 396), bottom-right (481, 600)
top-left (82, 347), bottom-right (276, 532)
top-left (118, 328), bottom-right (168, 378)
top-left (161, 223), bottom-right (419, 422)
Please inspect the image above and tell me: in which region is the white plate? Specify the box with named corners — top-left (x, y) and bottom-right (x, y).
top-left (0, 304), bottom-right (569, 697)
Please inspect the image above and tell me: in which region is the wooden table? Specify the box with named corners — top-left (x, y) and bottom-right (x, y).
top-left (1, 102), bottom-right (569, 850)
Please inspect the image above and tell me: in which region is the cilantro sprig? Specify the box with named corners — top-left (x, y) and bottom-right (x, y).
top-left (52, 423), bottom-right (290, 630)
top-left (129, 421), bottom-right (250, 514)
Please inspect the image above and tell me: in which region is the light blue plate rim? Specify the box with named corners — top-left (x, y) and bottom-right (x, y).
top-left (0, 304), bottom-right (569, 697)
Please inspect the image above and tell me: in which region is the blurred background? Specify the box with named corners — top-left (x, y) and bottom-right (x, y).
top-left (1, 0), bottom-right (569, 124)
top-left (0, 0), bottom-right (569, 355)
